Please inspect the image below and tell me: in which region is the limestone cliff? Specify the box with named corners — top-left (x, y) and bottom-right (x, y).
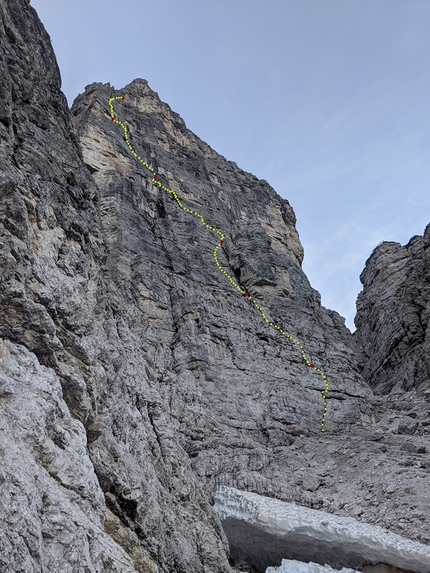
top-left (1, 1), bottom-right (429, 572)
top-left (355, 225), bottom-right (430, 395)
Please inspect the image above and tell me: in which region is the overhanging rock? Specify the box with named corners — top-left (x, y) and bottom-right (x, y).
top-left (213, 486), bottom-right (430, 572)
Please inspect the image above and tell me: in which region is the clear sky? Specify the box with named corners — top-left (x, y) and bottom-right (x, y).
top-left (30, 0), bottom-right (430, 331)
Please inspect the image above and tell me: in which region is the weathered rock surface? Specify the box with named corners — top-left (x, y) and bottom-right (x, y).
top-left (72, 77), bottom-right (371, 437)
top-left (0, 2), bottom-right (231, 571)
top-left (0, 339), bottom-right (138, 572)
top-left (355, 227), bottom-right (430, 395)
top-left (0, 0), bottom-right (429, 571)
top-left (70, 77), bottom-right (430, 558)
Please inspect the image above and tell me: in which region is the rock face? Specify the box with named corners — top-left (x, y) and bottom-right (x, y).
top-left (355, 227), bottom-right (430, 395)
top-left (1, 1), bottom-right (430, 572)
top-left (71, 78), bottom-right (371, 437)
top-left (268, 561), bottom-right (414, 573)
top-left (0, 339), bottom-right (138, 572)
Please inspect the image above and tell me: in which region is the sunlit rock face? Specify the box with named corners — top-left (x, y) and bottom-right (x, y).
top-left (214, 487), bottom-right (430, 573)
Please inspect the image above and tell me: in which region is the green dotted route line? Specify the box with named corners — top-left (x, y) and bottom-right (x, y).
top-left (109, 95), bottom-right (329, 432)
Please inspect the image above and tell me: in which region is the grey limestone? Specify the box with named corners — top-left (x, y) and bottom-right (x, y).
top-left (0, 0), bottom-right (429, 571)
top-left (355, 228), bottom-right (430, 395)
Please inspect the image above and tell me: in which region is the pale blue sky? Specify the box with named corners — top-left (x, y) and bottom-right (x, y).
top-left (30, 0), bottom-right (430, 330)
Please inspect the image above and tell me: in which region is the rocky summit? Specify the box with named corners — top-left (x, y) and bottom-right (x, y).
top-left (0, 1), bottom-right (429, 572)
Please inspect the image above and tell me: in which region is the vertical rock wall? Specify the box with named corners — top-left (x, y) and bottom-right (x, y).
top-left (0, 1), bottom-right (231, 571)
top-left (0, 0), bottom-right (140, 570)
top-left (72, 78), bottom-right (370, 442)
top-left (355, 225), bottom-right (430, 395)
top-left (1, 1), bottom-right (429, 571)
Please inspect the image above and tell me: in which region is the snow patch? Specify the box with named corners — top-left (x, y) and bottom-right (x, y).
top-left (267, 559), bottom-right (358, 572)
top-left (213, 486), bottom-right (430, 573)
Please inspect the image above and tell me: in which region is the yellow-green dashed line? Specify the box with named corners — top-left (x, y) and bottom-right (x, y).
top-left (109, 95), bottom-right (329, 432)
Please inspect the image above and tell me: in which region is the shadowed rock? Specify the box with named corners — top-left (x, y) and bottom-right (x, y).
top-left (355, 225), bottom-right (430, 395)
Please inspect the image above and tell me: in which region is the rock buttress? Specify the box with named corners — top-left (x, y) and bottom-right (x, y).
top-left (355, 225), bottom-right (430, 395)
